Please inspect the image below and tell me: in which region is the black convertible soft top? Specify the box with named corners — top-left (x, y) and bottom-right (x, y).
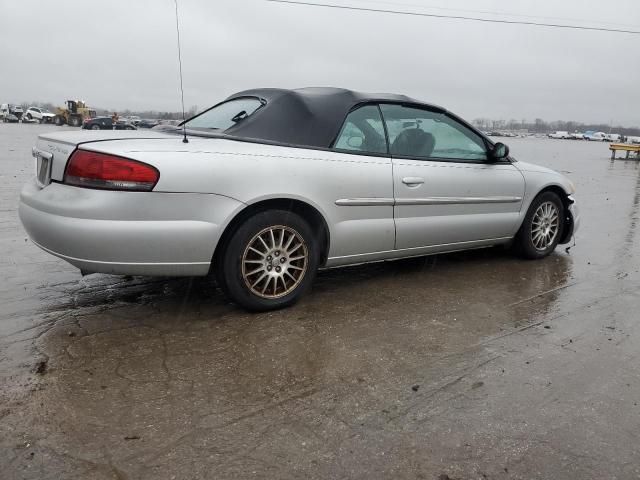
top-left (186, 87), bottom-right (446, 149)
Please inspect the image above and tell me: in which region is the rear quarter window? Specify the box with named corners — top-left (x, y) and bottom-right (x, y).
top-left (184, 98), bottom-right (264, 131)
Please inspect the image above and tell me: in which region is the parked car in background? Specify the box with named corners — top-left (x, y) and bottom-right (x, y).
top-left (570, 132), bottom-right (584, 140)
top-left (128, 115), bottom-right (141, 126)
top-left (20, 87), bottom-right (579, 311)
top-left (82, 116), bottom-right (137, 130)
top-left (584, 131), bottom-right (607, 141)
top-left (156, 119), bottom-right (181, 126)
top-left (1, 111), bottom-right (19, 122)
top-left (548, 131), bottom-right (571, 139)
top-left (1, 103), bottom-right (24, 122)
top-left (606, 133), bottom-right (621, 143)
top-left (24, 107), bottom-right (56, 123)
top-left (138, 118), bottom-right (160, 128)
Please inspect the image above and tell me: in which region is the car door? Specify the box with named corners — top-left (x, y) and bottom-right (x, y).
top-left (379, 104), bottom-right (525, 250)
top-left (327, 104), bottom-right (395, 263)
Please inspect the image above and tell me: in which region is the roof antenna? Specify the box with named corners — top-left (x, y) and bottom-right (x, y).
top-left (174, 0), bottom-right (188, 143)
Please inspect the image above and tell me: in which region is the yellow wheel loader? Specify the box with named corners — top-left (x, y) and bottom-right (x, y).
top-left (54, 100), bottom-right (97, 127)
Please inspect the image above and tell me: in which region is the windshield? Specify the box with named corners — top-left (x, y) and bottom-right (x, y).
top-left (183, 97), bottom-right (264, 130)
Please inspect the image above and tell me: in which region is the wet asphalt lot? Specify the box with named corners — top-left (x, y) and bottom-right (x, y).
top-left (1, 123), bottom-right (640, 480)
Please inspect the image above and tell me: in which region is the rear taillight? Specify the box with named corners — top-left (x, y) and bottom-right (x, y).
top-left (63, 150), bottom-right (159, 191)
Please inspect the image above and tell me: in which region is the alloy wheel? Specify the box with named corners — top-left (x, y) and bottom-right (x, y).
top-left (531, 201), bottom-right (560, 250)
top-left (241, 225), bottom-right (308, 299)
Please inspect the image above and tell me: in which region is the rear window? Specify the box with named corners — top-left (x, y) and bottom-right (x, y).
top-left (184, 97), bottom-right (264, 130)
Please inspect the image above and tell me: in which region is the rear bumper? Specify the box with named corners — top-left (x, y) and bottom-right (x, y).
top-left (19, 180), bottom-right (242, 276)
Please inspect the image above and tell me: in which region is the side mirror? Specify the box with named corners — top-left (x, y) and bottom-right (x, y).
top-left (490, 142), bottom-right (509, 160)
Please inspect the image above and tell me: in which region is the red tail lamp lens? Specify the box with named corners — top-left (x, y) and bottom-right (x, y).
top-left (64, 150), bottom-right (159, 191)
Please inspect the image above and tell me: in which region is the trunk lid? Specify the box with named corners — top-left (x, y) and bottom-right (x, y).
top-left (35, 130), bottom-right (177, 183)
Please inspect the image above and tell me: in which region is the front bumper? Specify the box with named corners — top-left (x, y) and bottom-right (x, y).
top-left (19, 180), bottom-right (242, 276)
top-left (569, 196), bottom-right (580, 232)
top-left (559, 195), bottom-right (580, 244)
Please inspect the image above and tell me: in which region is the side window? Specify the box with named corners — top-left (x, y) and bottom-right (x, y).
top-left (333, 105), bottom-right (387, 155)
top-left (380, 104), bottom-right (487, 161)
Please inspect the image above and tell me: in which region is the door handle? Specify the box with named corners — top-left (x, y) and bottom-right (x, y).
top-left (402, 177), bottom-right (425, 186)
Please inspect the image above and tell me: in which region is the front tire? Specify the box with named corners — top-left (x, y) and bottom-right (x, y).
top-left (515, 191), bottom-right (564, 259)
top-left (218, 210), bottom-right (319, 311)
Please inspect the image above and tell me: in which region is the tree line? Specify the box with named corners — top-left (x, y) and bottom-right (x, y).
top-left (472, 117), bottom-right (640, 136)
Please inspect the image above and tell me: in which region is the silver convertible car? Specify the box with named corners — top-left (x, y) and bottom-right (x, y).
top-left (20, 88), bottom-right (579, 311)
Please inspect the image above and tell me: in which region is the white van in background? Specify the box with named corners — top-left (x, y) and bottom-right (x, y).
top-left (548, 131), bottom-right (571, 139)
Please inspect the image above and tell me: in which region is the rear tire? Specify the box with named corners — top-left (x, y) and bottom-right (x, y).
top-left (91, 124), bottom-right (100, 130)
top-left (218, 210), bottom-right (319, 311)
top-left (54, 116), bottom-right (64, 126)
top-left (515, 191), bottom-right (564, 259)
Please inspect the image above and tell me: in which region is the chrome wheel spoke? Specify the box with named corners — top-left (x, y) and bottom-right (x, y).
top-left (287, 242), bottom-right (302, 255)
top-left (245, 266), bottom-right (264, 276)
top-left (284, 233), bottom-right (295, 251)
top-left (248, 246), bottom-right (265, 257)
top-left (258, 236), bottom-right (270, 252)
top-left (533, 234), bottom-right (542, 248)
top-left (261, 276), bottom-right (272, 294)
top-left (251, 273), bottom-right (268, 288)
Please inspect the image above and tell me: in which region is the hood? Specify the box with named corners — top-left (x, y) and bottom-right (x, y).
top-left (514, 161), bottom-right (576, 196)
top-left (513, 161), bottom-right (558, 175)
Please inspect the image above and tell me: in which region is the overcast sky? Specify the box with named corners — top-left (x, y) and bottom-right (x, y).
top-left (1, 0), bottom-right (638, 125)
